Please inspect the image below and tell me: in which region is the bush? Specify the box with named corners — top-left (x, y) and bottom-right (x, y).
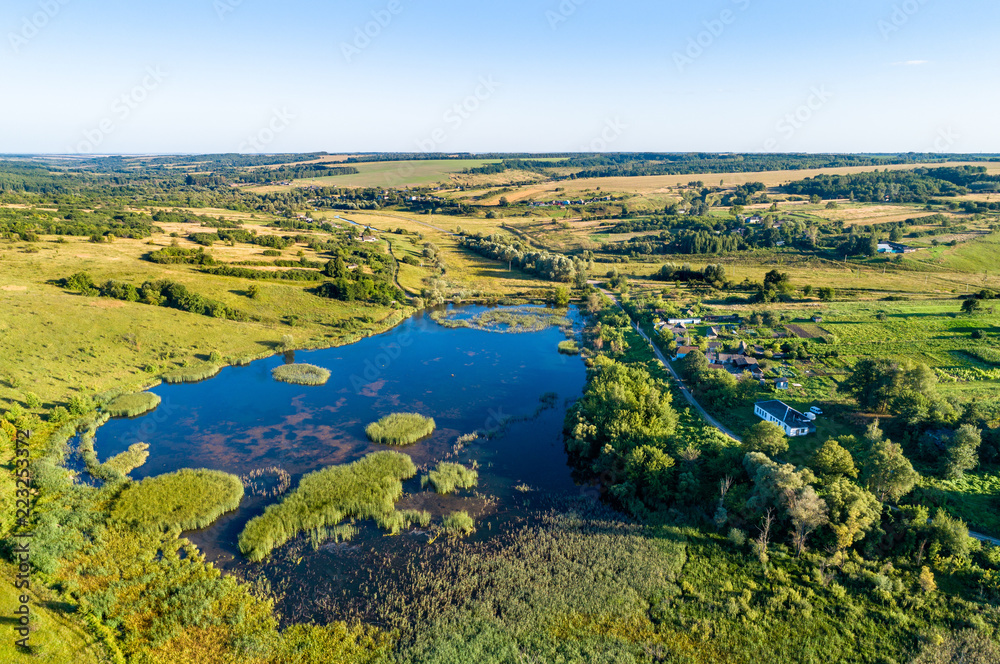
top-left (366, 413), bottom-right (436, 446)
top-left (238, 451), bottom-right (417, 561)
top-left (422, 462), bottom-right (478, 495)
top-left (104, 392), bottom-right (161, 418)
top-left (442, 510), bottom-right (476, 537)
top-left (272, 363), bottom-right (332, 386)
top-left (112, 468), bottom-right (244, 532)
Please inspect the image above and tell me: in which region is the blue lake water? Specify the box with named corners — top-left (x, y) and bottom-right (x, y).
top-left (84, 305), bottom-right (590, 566)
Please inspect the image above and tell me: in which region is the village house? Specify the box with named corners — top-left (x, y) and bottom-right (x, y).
top-left (754, 400), bottom-right (815, 437)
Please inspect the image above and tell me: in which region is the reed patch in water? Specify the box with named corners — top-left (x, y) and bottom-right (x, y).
top-left (365, 413), bottom-right (435, 446)
top-left (237, 451), bottom-right (417, 561)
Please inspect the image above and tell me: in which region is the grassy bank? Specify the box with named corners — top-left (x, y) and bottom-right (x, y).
top-left (111, 468), bottom-right (244, 532)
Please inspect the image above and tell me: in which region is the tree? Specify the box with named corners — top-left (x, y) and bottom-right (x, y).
top-left (823, 477), bottom-right (881, 549)
top-left (918, 566), bottom-right (936, 594)
top-left (498, 196), bottom-right (510, 208)
top-left (817, 286), bottom-right (835, 302)
top-left (624, 445), bottom-right (676, 506)
top-left (247, 284), bottom-right (261, 299)
top-left (961, 298), bottom-right (982, 314)
top-left (678, 349), bottom-right (708, 376)
top-left (943, 424), bottom-right (982, 479)
top-left (742, 421), bottom-right (789, 457)
top-left (862, 440), bottom-right (918, 503)
top-left (812, 438), bottom-right (858, 479)
top-left (549, 286), bottom-right (570, 308)
top-left (785, 486), bottom-right (828, 555)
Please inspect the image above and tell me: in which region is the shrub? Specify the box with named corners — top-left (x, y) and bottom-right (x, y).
top-left (23, 392), bottom-right (41, 408)
top-left (366, 413), bottom-right (436, 446)
top-left (442, 511), bottom-right (476, 537)
top-left (112, 468), bottom-right (244, 532)
top-left (67, 394), bottom-right (94, 416)
top-left (104, 392), bottom-right (161, 418)
top-left (238, 451), bottom-right (417, 561)
top-left (272, 363), bottom-right (332, 386)
top-left (422, 462), bottom-right (478, 495)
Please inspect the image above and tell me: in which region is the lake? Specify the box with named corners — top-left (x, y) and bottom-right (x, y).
top-left (80, 305), bottom-right (592, 621)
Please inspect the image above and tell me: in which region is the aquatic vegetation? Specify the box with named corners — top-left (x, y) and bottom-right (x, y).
top-left (309, 524), bottom-right (358, 550)
top-left (441, 510), bottom-right (476, 537)
top-left (422, 462), bottom-right (478, 495)
top-left (376, 509), bottom-right (432, 534)
top-left (111, 468), bottom-right (244, 532)
top-left (271, 363), bottom-right (332, 386)
top-left (241, 466), bottom-right (292, 498)
top-left (558, 339), bottom-right (581, 355)
top-left (238, 451), bottom-right (417, 561)
top-left (431, 307), bottom-right (571, 333)
top-left (365, 413), bottom-right (436, 446)
top-left (102, 443), bottom-right (150, 477)
top-left (103, 392), bottom-right (161, 418)
top-left (161, 364), bottom-right (221, 384)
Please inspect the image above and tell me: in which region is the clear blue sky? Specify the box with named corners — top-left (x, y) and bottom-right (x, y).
top-left (2, 0), bottom-right (997, 154)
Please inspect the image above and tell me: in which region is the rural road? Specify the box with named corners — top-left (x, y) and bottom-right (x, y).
top-left (336, 211), bottom-right (456, 236)
top-left (594, 284), bottom-right (742, 444)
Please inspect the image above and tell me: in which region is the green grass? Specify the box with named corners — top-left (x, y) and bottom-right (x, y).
top-left (0, 563), bottom-right (105, 664)
top-left (293, 159), bottom-right (503, 188)
top-left (102, 443), bottom-right (150, 477)
top-left (422, 462), bottom-right (478, 495)
top-left (442, 510), bottom-right (476, 537)
top-left (103, 391), bottom-right (160, 417)
top-left (238, 451), bottom-right (417, 561)
top-left (271, 363), bottom-right (332, 385)
top-left (365, 413), bottom-right (436, 446)
top-left (111, 468), bottom-right (244, 532)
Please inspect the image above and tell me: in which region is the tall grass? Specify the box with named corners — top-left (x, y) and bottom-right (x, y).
top-left (162, 364), bottom-right (221, 384)
top-left (111, 468), bottom-right (244, 532)
top-left (271, 363), bottom-right (332, 385)
top-left (365, 413), bottom-right (436, 446)
top-left (558, 340), bottom-right (580, 355)
top-left (102, 443), bottom-right (150, 477)
top-left (238, 451), bottom-right (417, 561)
top-left (442, 510), bottom-right (476, 536)
top-left (103, 392), bottom-right (160, 418)
top-left (422, 462), bottom-right (478, 495)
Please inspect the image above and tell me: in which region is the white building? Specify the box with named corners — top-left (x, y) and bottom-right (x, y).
top-left (754, 400), bottom-right (815, 437)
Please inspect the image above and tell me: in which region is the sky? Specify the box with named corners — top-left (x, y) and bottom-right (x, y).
top-left (1, 0), bottom-right (998, 155)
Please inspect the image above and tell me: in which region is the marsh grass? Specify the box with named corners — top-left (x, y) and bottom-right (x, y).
top-left (309, 524), bottom-right (358, 550)
top-left (422, 462), bottom-right (478, 495)
top-left (366, 413), bottom-right (436, 446)
top-left (102, 443), bottom-right (150, 477)
top-left (558, 340), bottom-right (580, 355)
top-left (238, 451), bottom-right (417, 561)
top-left (376, 509), bottom-right (432, 534)
top-left (271, 363), bottom-right (332, 385)
top-left (431, 307), bottom-right (571, 333)
top-left (104, 392), bottom-right (160, 418)
top-left (162, 364), bottom-right (221, 384)
top-left (111, 468), bottom-right (244, 532)
top-left (442, 510), bottom-right (476, 537)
